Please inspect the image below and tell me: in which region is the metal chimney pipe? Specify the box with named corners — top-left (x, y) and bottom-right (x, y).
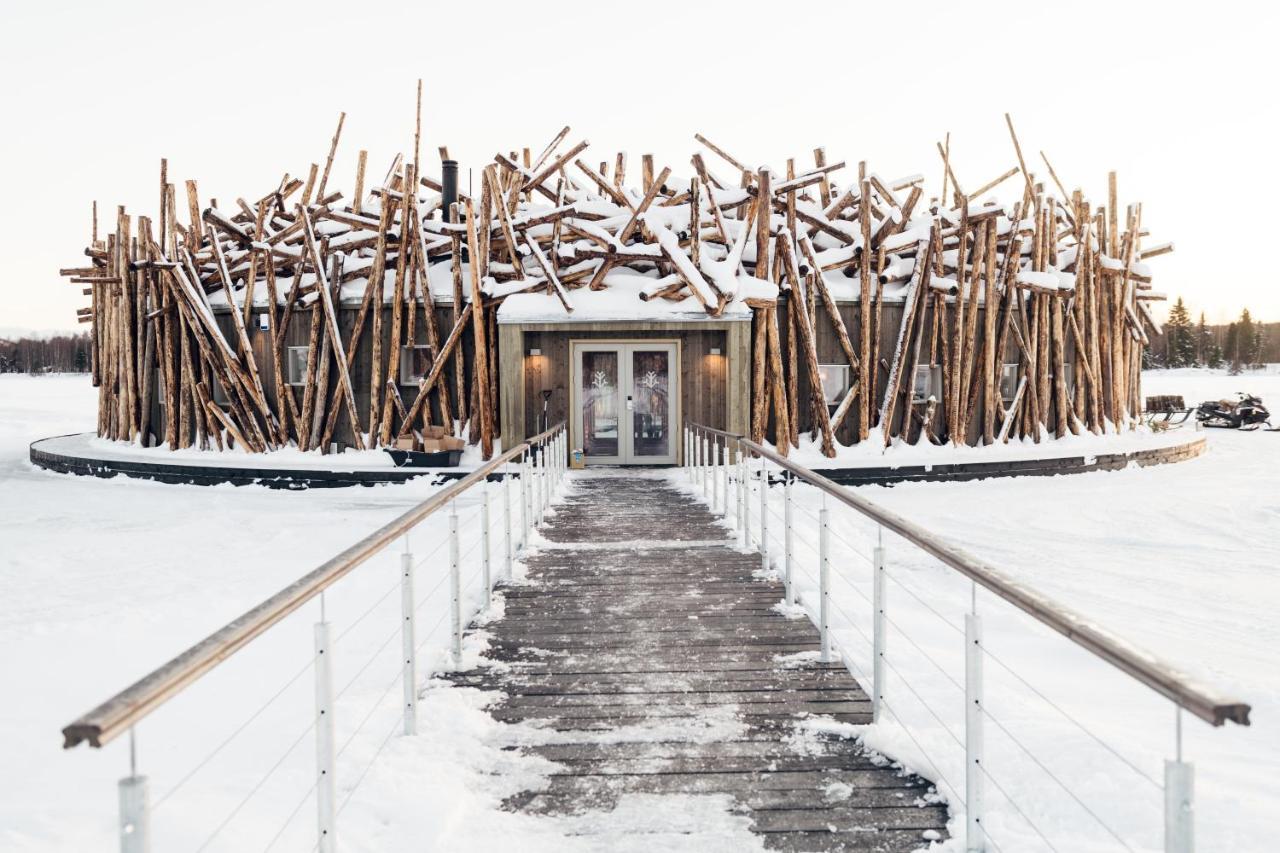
top-left (442, 160), bottom-right (458, 223)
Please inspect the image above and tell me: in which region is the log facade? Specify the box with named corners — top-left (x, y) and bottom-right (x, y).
top-left (63, 103), bottom-right (1164, 463)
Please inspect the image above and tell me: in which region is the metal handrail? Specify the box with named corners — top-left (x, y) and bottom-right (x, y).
top-left (62, 423), bottom-right (566, 750)
top-left (687, 422), bottom-right (1250, 728)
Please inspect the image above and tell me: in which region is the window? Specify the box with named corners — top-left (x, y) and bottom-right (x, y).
top-left (912, 364), bottom-right (942, 403)
top-left (1062, 362), bottom-right (1076, 396)
top-left (815, 364), bottom-right (849, 405)
top-left (400, 345), bottom-right (434, 386)
top-left (211, 377), bottom-right (231, 407)
top-left (286, 346), bottom-right (309, 386)
top-left (1000, 363), bottom-right (1020, 402)
top-left (156, 369), bottom-right (165, 407)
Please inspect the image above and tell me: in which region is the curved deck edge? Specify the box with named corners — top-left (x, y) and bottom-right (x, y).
top-left (811, 435), bottom-right (1206, 486)
top-left (29, 433), bottom-right (460, 490)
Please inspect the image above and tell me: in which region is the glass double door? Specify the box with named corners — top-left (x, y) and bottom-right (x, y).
top-left (573, 342), bottom-right (678, 465)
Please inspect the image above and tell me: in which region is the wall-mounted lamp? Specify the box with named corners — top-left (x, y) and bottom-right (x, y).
top-left (528, 347), bottom-right (542, 356)
top-left (709, 347), bottom-right (721, 355)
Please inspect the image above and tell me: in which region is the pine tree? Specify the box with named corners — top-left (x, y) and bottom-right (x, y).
top-left (1225, 322), bottom-right (1241, 373)
top-left (1164, 297), bottom-right (1194, 367)
top-left (1207, 343), bottom-right (1224, 370)
top-left (1196, 312), bottom-right (1211, 366)
top-left (1238, 308), bottom-right (1257, 368)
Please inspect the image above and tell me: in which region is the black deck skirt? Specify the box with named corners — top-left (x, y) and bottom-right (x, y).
top-left (30, 433), bottom-right (1205, 490)
top-left (811, 435), bottom-right (1206, 486)
top-left (29, 434), bottom-right (467, 489)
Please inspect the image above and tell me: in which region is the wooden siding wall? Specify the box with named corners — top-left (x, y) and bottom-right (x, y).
top-left (145, 299), bottom-right (1072, 453)
top-left (797, 296), bottom-right (1075, 445)
top-left (151, 305), bottom-right (467, 450)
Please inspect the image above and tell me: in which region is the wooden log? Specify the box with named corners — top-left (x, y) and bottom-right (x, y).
top-left (378, 164), bottom-right (417, 445)
top-left (814, 147), bottom-right (833, 208)
top-left (857, 179), bottom-right (873, 441)
top-left (298, 300), bottom-right (324, 451)
top-left (765, 307), bottom-right (791, 454)
top-left (487, 164), bottom-right (526, 276)
top-left (530, 125), bottom-right (571, 173)
top-left (203, 394), bottom-right (250, 451)
top-left (755, 168), bottom-right (772, 278)
top-left (750, 310), bottom-right (767, 443)
top-left (693, 133), bottom-right (751, 183)
top-left (206, 223), bottom-right (275, 446)
top-left (574, 159), bottom-right (632, 209)
top-left (526, 235), bottom-right (573, 312)
top-left (352, 149), bottom-right (368, 215)
top-left (300, 208), bottom-right (365, 450)
top-left (1004, 113), bottom-right (1036, 205)
top-left (615, 166), bottom-right (672, 246)
top-left (447, 213), bottom-right (467, 430)
top-left (465, 198), bottom-right (494, 459)
top-left (522, 139), bottom-right (589, 196)
top-left (879, 234), bottom-right (934, 446)
top-left (396, 309), bottom-right (470, 438)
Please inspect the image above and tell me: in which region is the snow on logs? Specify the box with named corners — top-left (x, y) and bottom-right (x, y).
top-left (64, 104), bottom-right (1167, 458)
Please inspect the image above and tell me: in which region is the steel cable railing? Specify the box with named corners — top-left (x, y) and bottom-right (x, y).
top-left (684, 421), bottom-right (1251, 853)
top-left (709, 433), bottom-right (1149, 851)
top-left (61, 423), bottom-right (568, 853)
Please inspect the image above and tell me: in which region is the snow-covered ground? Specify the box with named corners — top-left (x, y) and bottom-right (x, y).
top-left (707, 366), bottom-right (1279, 852)
top-left (2, 371), bottom-right (1276, 852)
top-left (0, 375), bottom-right (760, 852)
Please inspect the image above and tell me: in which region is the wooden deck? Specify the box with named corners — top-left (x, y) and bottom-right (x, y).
top-left (449, 472), bottom-right (948, 851)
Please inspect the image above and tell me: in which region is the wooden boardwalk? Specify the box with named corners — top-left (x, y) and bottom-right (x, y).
top-left (449, 473), bottom-right (948, 851)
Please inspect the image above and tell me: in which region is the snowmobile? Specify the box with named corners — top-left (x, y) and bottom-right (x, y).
top-left (1194, 393), bottom-right (1275, 430)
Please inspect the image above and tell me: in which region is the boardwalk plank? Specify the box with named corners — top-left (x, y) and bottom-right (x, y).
top-left (447, 472), bottom-right (949, 851)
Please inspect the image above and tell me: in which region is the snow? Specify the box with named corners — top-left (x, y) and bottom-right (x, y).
top-left (0, 375), bottom-right (761, 851)
top-left (497, 271), bottom-right (750, 323)
top-left (5, 371), bottom-right (1278, 851)
top-left (678, 367), bottom-right (1280, 852)
top-left (778, 417), bottom-right (1197, 470)
top-left (33, 431), bottom-right (502, 474)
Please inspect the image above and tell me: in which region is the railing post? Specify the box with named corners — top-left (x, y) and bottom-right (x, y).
top-left (401, 535), bottom-right (417, 735)
top-left (535, 447), bottom-right (545, 523)
top-left (540, 445), bottom-right (550, 518)
top-left (965, 606), bottom-right (985, 852)
top-left (739, 443), bottom-right (750, 548)
top-left (700, 435), bottom-right (709, 496)
top-left (314, 609), bottom-right (336, 853)
top-left (503, 466), bottom-right (514, 580)
top-left (783, 475), bottom-right (794, 605)
top-left (819, 507), bottom-right (830, 663)
top-left (449, 505), bottom-right (461, 665)
top-left (480, 482), bottom-right (492, 605)
top-left (118, 730), bottom-right (149, 853)
top-left (688, 428), bottom-right (693, 480)
top-left (712, 438), bottom-right (721, 514)
top-left (519, 452), bottom-right (530, 548)
top-left (758, 456), bottom-right (768, 572)
top-left (872, 534), bottom-right (886, 724)
top-left (720, 440), bottom-right (729, 519)
top-left (1165, 708), bottom-right (1194, 853)
top-left (529, 449), bottom-right (540, 524)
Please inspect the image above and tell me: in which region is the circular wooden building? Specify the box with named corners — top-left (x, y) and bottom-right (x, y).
top-left (62, 114), bottom-right (1169, 465)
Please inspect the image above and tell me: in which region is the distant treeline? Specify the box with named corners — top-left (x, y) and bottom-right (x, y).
top-left (1148, 300), bottom-right (1277, 371)
top-left (0, 334), bottom-right (93, 374)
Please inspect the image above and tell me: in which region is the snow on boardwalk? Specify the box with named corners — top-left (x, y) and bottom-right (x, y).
top-left (448, 473), bottom-right (948, 851)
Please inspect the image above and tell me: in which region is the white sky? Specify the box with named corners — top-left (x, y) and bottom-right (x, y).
top-left (2, 0), bottom-right (1276, 331)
